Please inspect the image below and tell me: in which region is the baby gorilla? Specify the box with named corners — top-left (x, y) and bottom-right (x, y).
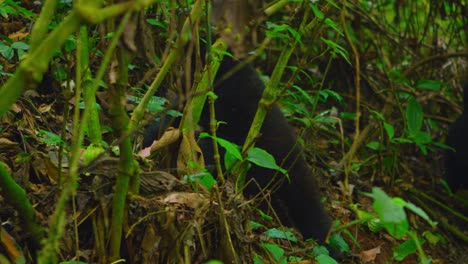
top-left (144, 51), bottom-right (333, 243)
top-left (445, 83), bottom-right (468, 192)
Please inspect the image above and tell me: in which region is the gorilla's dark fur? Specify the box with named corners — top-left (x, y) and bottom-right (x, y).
top-left (144, 48), bottom-right (333, 242)
top-left (445, 83), bottom-right (468, 192)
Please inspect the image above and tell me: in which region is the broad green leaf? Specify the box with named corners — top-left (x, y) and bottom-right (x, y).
top-left (367, 141), bottom-right (385, 151)
top-left (340, 112), bottom-right (356, 120)
top-left (0, 42), bottom-right (14, 60)
top-left (370, 188), bottom-right (409, 238)
top-left (315, 254), bottom-right (338, 264)
top-left (262, 243), bottom-right (286, 264)
top-left (263, 228), bottom-right (298, 242)
top-left (199, 133), bottom-right (242, 160)
top-left (38, 130), bottom-right (66, 147)
top-left (329, 233), bottom-right (350, 253)
top-left (313, 245), bottom-right (330, 256)
top-left (384, 122), bottom-right (395, 139)
top-left (11, 41), bottom-right (29, 50)
top-left (184, 172), bottom-right (216, 191)
top-left (253, 254), bottom-right (264, 264)
top-left (404, 202), bottom-right (436, 227)
top-left (415, 80), bottom-right (443, 91)
top-left (247, 147), bottom-right (288, 177)
top-left (405, 96), bottom-right (423, 133)
top-left (146, 18), bottom-right (167, 29)
top-left (393, 235), bottom-right (424, 261)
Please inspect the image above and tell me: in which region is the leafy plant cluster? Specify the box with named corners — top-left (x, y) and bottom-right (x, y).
top-left (0, 0), bottom-right (466, 263)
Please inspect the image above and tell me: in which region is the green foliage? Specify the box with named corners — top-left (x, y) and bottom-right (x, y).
top-left (393, 234), bottom-right (425, 262)
top-left (183, 172), bottom-right (216, 192)
top-left (364, 188), bottom-right (437, 262)
top-left (127, 95), bottom-right (169, 114)
top-left (313, 246), bottom-right (338, 264)
top-left (370, 90), bottom-right (446, 155)
top-left (263, 228), bottom-right (298, 242)
top-left (266, 22), bottom-right (301, 43)
top-left (329, 233), bottom-right (350, 253)
top-left (0, 41), bottom-right (29, 60)
top-left (0, 0), bottom-right (35, 19)
top-left (315, 254), bottom-right (339, 264)
top-left (247, 148), bottom-right (288, 178)
top-left (261, 243), bottom-right (287, 264)
top-left (255, 208), bottom-right (273, 221)
top-left (405, 96), bottom-right (432, 154)
top-left (205, 260), bottom-right (223, 264)
top-left (198, 132), bottom-right (287, 182)
top-left (38, 130), bottom-right (67, 148)
top-left (249, 220), bottom-right (267, 230)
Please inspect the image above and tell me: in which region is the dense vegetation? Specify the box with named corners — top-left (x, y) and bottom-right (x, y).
top-left (0, 0), bottom-right (466, 263)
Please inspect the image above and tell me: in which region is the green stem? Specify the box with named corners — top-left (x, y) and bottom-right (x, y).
top-left (0, 162), bottom-right (45, 253)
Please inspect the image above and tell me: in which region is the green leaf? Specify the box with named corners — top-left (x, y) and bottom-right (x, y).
top-left (38, 130), bottom-right (66, 147)
top-left (384, 122), bottom-right (395, 139)
top-left (263, 228), bottom-right (298, 242)
top-left (288, 256), bottom-right (303, 262)
top-left (205, 260), bottom-right (223, 264)
top-left (393, 236), bottom-right (424, 261)
top-left (184, 172), bottom-right (216, 191)
top-left (314, 115), bottom-right (339, 125)
top-left (247, 147), bottom-right (288, 177)
top-left (146, 18), bottom-right (167, 29)
top-left (329, 233), bottom-right (350, 253)
top-left (256, 208), bottom-right (273, 221)
top-left (404, 202), bottom-right (436, 227)
top-left (415, 80), bottom-right (444, 91)
top-left (199, 133), bottom-right (242, 160)
top-left (0, 8), bottom-right (8, 18)
top-left (249, 221), bottom-right (267, 230)
top-left (340, 112), bottom-right (356, 120)
top-left (318, 89), bottom-right (343, 103)
top-left (324, 18), bottom-right (343, 36)
top-left (315, 254), bottom-right (338, 264)
top-left (366, 141), bottom-right (385, 151)
top-left (64, 36), bottom-right (76, 52)
top-left (11, 41), bottom-right (29, 50)
top-left (266, 22), bottom-right (301, 43)
top-left (253, 254), bottom-right (264, 264)
top-left (409, 130), bottom-right (432, 145)
top-left (128, 95), bottom-right (168, 113)
top-left (405, 96), bottom-right (423, 133)
top-left (0, 42), bottom-right (14, 60)
top-left (371, 110), bottom-right (385, 121)
top-left (391, 137), bottom-right (413, 143)
top-left (320, 37), bottom-right (350, 64)
top-left (313, 245), bottom-right (330, 256)
top-left (369, 188), bottom-right (409, 239)
top-left (423, 231), bottom-right (442, 245)
top-left (262, 243), bottom-right (286, 264)
top-left (309, 3), bottom-right (324, 19)
top-left (324, 0), bottom-right (340, 9)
